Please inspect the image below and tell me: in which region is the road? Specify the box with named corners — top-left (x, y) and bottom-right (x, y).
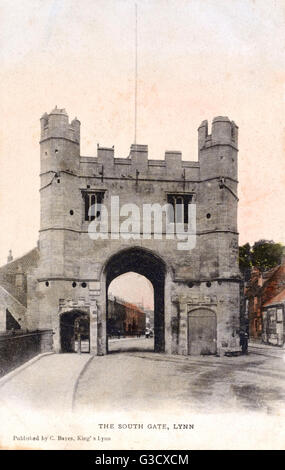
top-left (74, 337), bottom-right (285, 415)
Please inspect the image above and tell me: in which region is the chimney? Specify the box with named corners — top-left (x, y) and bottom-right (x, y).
top-left (7, 250), bottom-right (13, 263)
top-left (15, 265), bottom-right (25, 289)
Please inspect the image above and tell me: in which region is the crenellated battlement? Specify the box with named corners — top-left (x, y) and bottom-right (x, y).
top-left (39, 108), bottom-right (237, 182)
top-left (198, 116), bottom-right (238, 151)
top-left (79, 154), bottom-right (199, 168)
top-left (78, 144), bottom-right (200, 179)
top-left (95, 144), bottom-right (193, 166)
top-left (40, 106), bottom-right (80, 144)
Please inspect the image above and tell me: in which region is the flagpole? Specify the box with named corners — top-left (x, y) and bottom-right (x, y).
top-left (134, 3), bottom-right (138, 145)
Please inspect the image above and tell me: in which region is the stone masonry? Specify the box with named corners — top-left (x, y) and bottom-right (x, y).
top-left (20, 107), bottom-right (241, 356)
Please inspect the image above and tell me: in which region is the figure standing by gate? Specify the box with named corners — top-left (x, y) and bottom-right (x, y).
top-left (240, 330), bottom-right (248, 355)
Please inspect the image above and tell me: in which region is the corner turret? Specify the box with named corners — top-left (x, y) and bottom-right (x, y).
top-left (39, 107), bottom-right (82, 279)
top-left (40, 107), bottom-right (80, 174)
top-left (40, 106), bottom-right (80, 144)
top-left (198, 116), bottom-right (238, 181)
top-left (197, 115), bottom-right (239, 279)
top-left (198, 116), bottom-right (238, 153)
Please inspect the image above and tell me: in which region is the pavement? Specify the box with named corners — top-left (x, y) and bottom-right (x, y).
top-left (0, 353), bottom-right (92, 412)
top-left (248, 341), bottom-right (285, 358)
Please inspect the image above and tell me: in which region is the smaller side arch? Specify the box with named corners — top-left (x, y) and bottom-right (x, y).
top-left (59, 309), bottom-right (90, 353)
top-left (187, 306), bottom-right (217, 316)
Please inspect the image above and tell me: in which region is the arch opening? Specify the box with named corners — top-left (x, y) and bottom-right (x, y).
top-left (104, 247), bottom-right (166, 353)
top-left (60, 310), bottom-right (90, 353)
top-left (108, 272), bottom-right (154, 353)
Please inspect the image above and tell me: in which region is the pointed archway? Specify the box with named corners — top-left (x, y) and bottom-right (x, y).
top-left (103, 247), bottom-right (166, 353)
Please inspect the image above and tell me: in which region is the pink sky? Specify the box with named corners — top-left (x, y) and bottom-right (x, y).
top-left (0, 0), bottom-right (284, 307)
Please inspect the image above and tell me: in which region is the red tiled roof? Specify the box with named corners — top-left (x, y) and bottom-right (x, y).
top-left (263, 288), bottom-right (285, 307)
top-left (262, 264), bottom-right (285, 306)
top-left (124, 301), bottom-right (145, 314)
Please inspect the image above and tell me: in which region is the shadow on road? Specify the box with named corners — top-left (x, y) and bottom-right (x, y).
top-left (108, 337), bottom-right (154, 354)
top-left (107, 347), bottom-right (153, 354)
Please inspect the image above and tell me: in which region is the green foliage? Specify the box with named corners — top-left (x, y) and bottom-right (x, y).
top-left (252, 240), bottom-right (283, 272)
top-left (239, 240), bottom-right (284, 277)
top-left (239, 243), bottom-right (252, 272)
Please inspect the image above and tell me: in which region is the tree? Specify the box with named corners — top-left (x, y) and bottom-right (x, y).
top-left (239, 240), bottom-right (284, 277)
top-left (239, 243), bottom-right (252, 280)
top-left (251, 240), bottom-right (283, 272)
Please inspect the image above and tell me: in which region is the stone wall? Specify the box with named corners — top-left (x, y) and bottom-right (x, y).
top-left (0, 329), bottom-right (53, 377)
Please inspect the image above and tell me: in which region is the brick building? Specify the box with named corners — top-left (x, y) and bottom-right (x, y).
top-left (107, 297), bottom-right (146, 336)
top-left (246, 257), bottom-right (285, 345)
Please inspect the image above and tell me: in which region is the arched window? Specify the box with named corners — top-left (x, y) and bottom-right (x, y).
top-left (83, 191), bottom-right (105, 221)
top-left (167, 193), bottom-right (193, 224)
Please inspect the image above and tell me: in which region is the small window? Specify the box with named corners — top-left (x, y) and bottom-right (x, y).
top-left (167, 194), bottom-right (193, 224)
top-left (84, 191), bottom-right (104, 221)
top-left (277, 309), bottom-right (283, 322)
top-left (268, 308), bottom-right (276, 323)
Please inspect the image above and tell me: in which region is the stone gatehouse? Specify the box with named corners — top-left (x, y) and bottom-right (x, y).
top-left (1, 107), bottom-right (241, 356)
